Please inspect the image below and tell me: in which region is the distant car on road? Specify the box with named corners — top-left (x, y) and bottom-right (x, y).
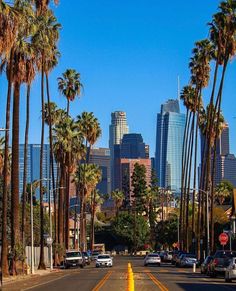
top-left (164, 251), bottom-right (173, 262)
top-left (144, 253), bottom-right (161, 266)
top-left (201, 256), bottom-right (213, 274)
top-left (208, 250), bottom-right (236, 277)
top-left (82, 251), bottom-right (91, 265)
top-left (64, 251), bottom-right (85, 269)
top-left (179, 254), bottom-right (198, 267)
top-left (225, 257), bottom-right (236, 282)
top-left (96, 254), bottom-right (113, 268)
top-left (91, 251), bottom-right (100, 261)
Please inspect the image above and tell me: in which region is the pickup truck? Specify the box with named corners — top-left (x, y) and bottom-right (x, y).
top-left (64, 250), bottom-right (85, 269)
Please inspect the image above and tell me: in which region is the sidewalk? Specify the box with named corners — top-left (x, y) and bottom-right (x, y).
top-left (2, 267), bottom-right (60, 286)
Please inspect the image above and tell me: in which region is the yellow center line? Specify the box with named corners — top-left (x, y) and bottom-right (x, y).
top-left (92, 271), bottom-right (113, 291)
top-left (145, 271), bottom-right (169, 291)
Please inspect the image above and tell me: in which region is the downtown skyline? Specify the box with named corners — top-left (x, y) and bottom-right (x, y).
top-left (0, 0), bottom-right (236, 157)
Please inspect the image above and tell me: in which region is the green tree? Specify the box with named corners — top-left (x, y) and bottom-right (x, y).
top-left (131, 163), bottom-right (147, 214)
top-left (111, 212), bottom-right (149, 251)
top-left (111, 189), bottom-right (124, 216)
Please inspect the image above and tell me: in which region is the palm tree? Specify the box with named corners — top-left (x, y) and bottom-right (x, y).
top-left (90, 189), bottom-right (103, 251)
top-left (111, 189), bottom-right (124, 216)
top-left (32, 8), bottom-right (60, 269)
top-left (57, 69), bottom-right (83, 115)
top-left (73, 163), bottom-right (101, 251)
top-left (214, 181), bottom-right (232, 205)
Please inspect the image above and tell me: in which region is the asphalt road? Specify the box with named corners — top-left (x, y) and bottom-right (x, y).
top-left (3, 256), bottom-right (236, 291)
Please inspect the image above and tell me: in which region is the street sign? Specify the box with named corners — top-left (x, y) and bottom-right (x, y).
top-left (46, 237), bottom-right (53, 246)
top-left (219, 232), bottom-right (229, 245)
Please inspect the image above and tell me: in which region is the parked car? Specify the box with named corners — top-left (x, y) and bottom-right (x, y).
top-left (96, 254), bottom-right (113, 268)
top-left (82, 251), bottom-right (91, 265)
top-left (172, 251), bottom-right (186, 266)
top-left (64, 250), bottom-right (85, 269)
top-left (225, 257), bottom-right (236, 282)
top-left (164, 251), bottom-right (173, 262)
top-left (160, 251), bottom-right (167, 262)
top-left (144, 253), bottom-right (161, 266)
top-left (91, 251), bottom-right (100, 261)
top-left (179, 254), bottom-right (198, 267)
top-left (208, 250), bottom-right (236, 277)
top-left (201, 256), bottom-right (213, 274)
top-left (175, 253), bottom-right (187, 267)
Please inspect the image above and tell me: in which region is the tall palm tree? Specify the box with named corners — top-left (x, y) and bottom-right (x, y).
top-left (57, 69), bottom-right (83, 115)
top-left (90, 189), bottom-right (103, 251)
top-left (57, 68), bottom-right (82, 249)
top-left (32, 8), bottom-right (60, 269)
top-left (73, 163), bottom-right (101, 250)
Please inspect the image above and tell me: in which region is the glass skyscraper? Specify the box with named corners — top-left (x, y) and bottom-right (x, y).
top-left (155, 99), bottom-right (185, 192)
top-left (109, 111), bottom-right (129, 190)
top-left (19, 144), bottom-right (57, 200)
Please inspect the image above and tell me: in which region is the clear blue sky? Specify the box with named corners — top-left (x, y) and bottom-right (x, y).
top-left (0, 0), bottom-right (235, 156)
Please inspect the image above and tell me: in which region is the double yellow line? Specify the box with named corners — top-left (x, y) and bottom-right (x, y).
top-left (145, 271), bottom-right (168, 291)
top-left (92, 270), bottom-right (113, 291)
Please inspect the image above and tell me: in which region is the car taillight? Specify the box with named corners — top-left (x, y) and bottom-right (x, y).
top-left (213, 259), bottom-right (218, 265)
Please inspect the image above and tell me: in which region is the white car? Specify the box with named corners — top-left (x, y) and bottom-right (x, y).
top-left (225, 257), bottom-right (236, 282)
top-left (96, 254), bottom-right (113, 268)
top-left (144, 253), bottom-right (161, 266)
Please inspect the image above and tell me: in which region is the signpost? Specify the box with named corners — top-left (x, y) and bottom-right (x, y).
top-left (219, 233), bottom-right (229, 249)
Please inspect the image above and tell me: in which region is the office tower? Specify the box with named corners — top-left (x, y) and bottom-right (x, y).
top-left (120, 133), bottom-right (146, 159)
top-left (109, 111), bottom-right (129, 190)
top-left (215, 154), bottom-right (236, 187)
top-left (216, 122), bottom-right (230, 155)
top-left (19, 144), bottom-right (57, 200)
top-left (89, 147), bottom-right (111, 194)
top-left (120, 158), bottom-right (151, 205)
top-left (155, 99), bottom-right (185, 192)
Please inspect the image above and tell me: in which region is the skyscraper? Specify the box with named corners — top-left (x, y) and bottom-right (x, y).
top-left (120, 133), bottom-right (146, 159)
top-left (19, 144), bottom-right (57, 200)
top-left (109, 111), bottom-right (129, 190)
top-left (155, 99), bottom-right (185, 192)
top-left (89, 147), bottom-right (111, 194)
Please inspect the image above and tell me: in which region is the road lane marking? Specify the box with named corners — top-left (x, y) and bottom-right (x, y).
top-left (145, 272), bottom-right (168, 291)
top-left (23, 274), bottom-right (70, 290)
top-left (92, 271), bottom-right (113, 291)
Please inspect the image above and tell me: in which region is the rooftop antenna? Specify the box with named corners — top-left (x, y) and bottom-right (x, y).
top-left (177, 75), bottom-right (180, 101)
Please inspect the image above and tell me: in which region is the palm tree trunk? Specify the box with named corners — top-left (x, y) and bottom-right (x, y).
top-left (11, 81), bottom-right (21, 275)
top-left (1, 49), bottom-right (13, 277)
top-left (58, 165), bottom-right (65, 248)
top-left (22, 84), bottom-right (31, 267)
top-left (39, 61), bottom-right (46, 270)
top-left (185, 114), bottom-right (195, 252)
top-left (45, 74), bottom-right (56, 245)
top-left (65, 155), bottom-right (70, 250)
top-left (90, 190), bottom-right (96, 250)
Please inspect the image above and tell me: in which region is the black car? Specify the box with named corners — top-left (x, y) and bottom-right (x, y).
top-left (208, 250), bottom-right (236, 277)
top-left (200, 256), bottom-right (213, 274)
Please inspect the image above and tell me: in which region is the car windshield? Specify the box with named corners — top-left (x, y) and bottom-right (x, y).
top-left (98, 255), bottom-right (110, 259)
top-left (148, 254), bottom-right (160, 257)
top-left (66, 252), bottom-right (81, 258)
top-left (82, 252), bottom-right (88, 256)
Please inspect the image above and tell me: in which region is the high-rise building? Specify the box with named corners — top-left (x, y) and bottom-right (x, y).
top-left (120, 133), bottom-right (146, 159)
top-left (155, 99), bottom-right (185, 192)
top-left (90, 147), bottom-right (111, 194)
top-left (216, 122), bottom-right (230, 155)
top-left (19, 144), bottom-right (57, 200)
top-left (109, 111), bottom-right (129, 190)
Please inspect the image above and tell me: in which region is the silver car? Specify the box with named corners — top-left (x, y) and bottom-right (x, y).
top-left (225, 257), bottom-right (236, 282)
top-left (144, 253), bottom-right (161, 266)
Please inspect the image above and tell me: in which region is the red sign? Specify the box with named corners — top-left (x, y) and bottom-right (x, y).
top-left (219, 233), bottom-right (229, 245)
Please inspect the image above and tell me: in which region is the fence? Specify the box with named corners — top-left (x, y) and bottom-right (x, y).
top-left (25, 246), bottom-right (50, 267)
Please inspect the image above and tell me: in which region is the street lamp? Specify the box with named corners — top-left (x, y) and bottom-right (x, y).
top-left (30, 178), bottom-right (50, 274)
top-left (48, 187), bottom-right (65, 270)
